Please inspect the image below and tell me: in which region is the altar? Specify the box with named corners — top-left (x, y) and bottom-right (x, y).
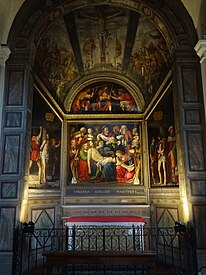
top-left (65, 216), bottom-right (146, 251)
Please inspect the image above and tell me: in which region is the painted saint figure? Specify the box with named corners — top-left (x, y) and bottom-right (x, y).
top-left (69, 139), bottom-right (79, 184)
top-left (29, 126), bottom-right (43, 182)
top-left (40, 133), bottom-right (50, 184)
top-left (49, 138), bottom-right (61, 180)
top-left (78, 142), bottom-right (90, 181)
top-left (115, 149), bottom-right (135, 183)
top-left (166, 126), bottom-right (178, 183)
top-left (149, 136), bottom-right (157, 184)
top-left (129, 138), bottom-right (141, 185)
top-left (157, 133), bottom-right (166, 185)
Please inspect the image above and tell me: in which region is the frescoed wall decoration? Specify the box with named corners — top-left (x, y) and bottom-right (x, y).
top-left (148, 125), bottom-right (179, 186)
top-left (34, 5), bottom-right (171, 112)
top-left (128, 16), bottom-right (170, 102)
top-left (29, 91), bottom-right (61, 188)
top-left (34, 17), bottom-right (79, 105)
top-left (74, 6), bottom-right (128, 69)
top-left (68, 123), bottom-right (142, 185)
top-left (71, 82), bottom-right (140, 113)
top-left (148, 92), bottom-right (179, 187)
top-left (32, 4), bottom-right (173, 190)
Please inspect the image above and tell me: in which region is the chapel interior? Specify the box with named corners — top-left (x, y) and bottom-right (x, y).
top-left (0, 0), bottom-right (206, 274)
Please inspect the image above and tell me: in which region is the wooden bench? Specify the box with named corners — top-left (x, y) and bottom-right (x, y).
top-left (43, 250), bottom-right (157, 275)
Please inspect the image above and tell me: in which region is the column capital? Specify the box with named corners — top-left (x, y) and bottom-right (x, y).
top-left (0, 44), bottom-right (11, 66)
top-left (195, 40), bottom-right (206, 62)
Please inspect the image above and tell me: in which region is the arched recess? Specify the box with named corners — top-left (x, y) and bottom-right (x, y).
top-left (8, 0), bottom-right (197, 52)
top-left (2, 0), bottom-right (205, 246)
top-left (2, 1), bottom-right (206, 275)
top-left (64, 73), bottom-right (145, 113)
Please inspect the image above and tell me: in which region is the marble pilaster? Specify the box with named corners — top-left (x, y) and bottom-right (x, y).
top-left (195, 40), bottom-right (206, 119)
top-left (0, 45), bottom-right (11, 134)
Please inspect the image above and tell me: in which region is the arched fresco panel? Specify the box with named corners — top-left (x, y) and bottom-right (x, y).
top-left (34, 4), bottom-right (171, 111)
top-left (71, 82), bottom-right (141, 114)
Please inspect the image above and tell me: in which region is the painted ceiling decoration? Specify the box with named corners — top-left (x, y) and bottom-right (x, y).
top-left (34, 4), bottom-right (171, 114)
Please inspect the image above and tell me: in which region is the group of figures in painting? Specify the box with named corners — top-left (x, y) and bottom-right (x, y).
top-left (71, 84), bottom-right (138, 113)
top-left (35, 36), bottom-right (78, 101)
top-left (69, 124), bottom-right (141, 184)
top-left (28, 124), bottom-right (178, 187)
top-left (29, 126), bottom-right (61, 185)
top-left (149, 125), bottom-right (178, 185)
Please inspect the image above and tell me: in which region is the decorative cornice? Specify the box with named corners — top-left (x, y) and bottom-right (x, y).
top-left (194, 40), bottom-right (206, 62)
top-left (0, 45), bottom-right (11, 66)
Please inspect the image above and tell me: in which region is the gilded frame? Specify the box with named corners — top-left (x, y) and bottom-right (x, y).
top-left (66, 119), bottom-right (146, 205)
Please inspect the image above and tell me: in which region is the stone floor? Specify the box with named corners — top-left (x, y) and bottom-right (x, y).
top-left (60, 264), bottom-right (184, 275)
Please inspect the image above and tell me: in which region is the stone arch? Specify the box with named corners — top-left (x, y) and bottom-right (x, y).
top-left (2, 1), bottom-right (206, 273)
top-left (6, 1), bottom-right (199, 122)
top-left (5, 0), bottom-right (201, 192)
top-left (7, 0), bottom-right (197, 53)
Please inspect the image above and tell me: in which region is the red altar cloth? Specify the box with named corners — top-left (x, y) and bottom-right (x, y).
top-left (65, 216), bottom-right (146, 226)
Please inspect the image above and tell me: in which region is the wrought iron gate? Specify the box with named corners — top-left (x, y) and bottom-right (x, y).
top-left (12, 224), bottom-right (197, 275)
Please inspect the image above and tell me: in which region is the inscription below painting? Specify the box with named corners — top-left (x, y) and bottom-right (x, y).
top-left (69, 123), bottom-right (141, 185)
top-left (67, 187), bottom-right (145, 196)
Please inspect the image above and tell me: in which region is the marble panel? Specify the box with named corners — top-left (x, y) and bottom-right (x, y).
top-left (7, 70), bottom-right (24, 106)
top-left (5, 112), bottom-right (22, 127)
top-left (191, 180), bottom-right (206, 196)
top-left (185, 109), bottom-right (201, 125)
top-left (182, 68), bottom-right (198, 102)
top-left (1, 182), bottom-right (17, 198)
top-left (2, 135), bottom-right (20, 174)
top-left (0, 208), bottom-right (16, 251)
top-left (187, 132), bottom-right (205, 171)
top-left (193, 204), bottom-right (206, 249)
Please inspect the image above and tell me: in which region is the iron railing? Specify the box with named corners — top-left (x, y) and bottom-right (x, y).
top-left (12, 224), bottom-right (197, 275)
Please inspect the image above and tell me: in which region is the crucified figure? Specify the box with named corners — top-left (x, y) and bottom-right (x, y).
top-left (80, 6), bottom-right (124, 63)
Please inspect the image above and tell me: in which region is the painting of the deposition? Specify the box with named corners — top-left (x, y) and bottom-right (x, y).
top-left (68, 123), bottom-right (141, 185)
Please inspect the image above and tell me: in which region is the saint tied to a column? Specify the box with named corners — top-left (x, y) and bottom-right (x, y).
top-left (79, 6), bottom-right (124, 64)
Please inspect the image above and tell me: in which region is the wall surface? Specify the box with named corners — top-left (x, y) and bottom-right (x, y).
top-left (0, 0), bottom-right (24, 43)
top-left (0, 0), bottom-right (205, 44)
top-left (181, 0), bottom-right (206, 39)
top-left (0, 1), bottom-right (206, 275)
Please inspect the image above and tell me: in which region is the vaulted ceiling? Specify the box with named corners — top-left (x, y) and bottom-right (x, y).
top-left (34, 4), bottom-right (171, 114)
